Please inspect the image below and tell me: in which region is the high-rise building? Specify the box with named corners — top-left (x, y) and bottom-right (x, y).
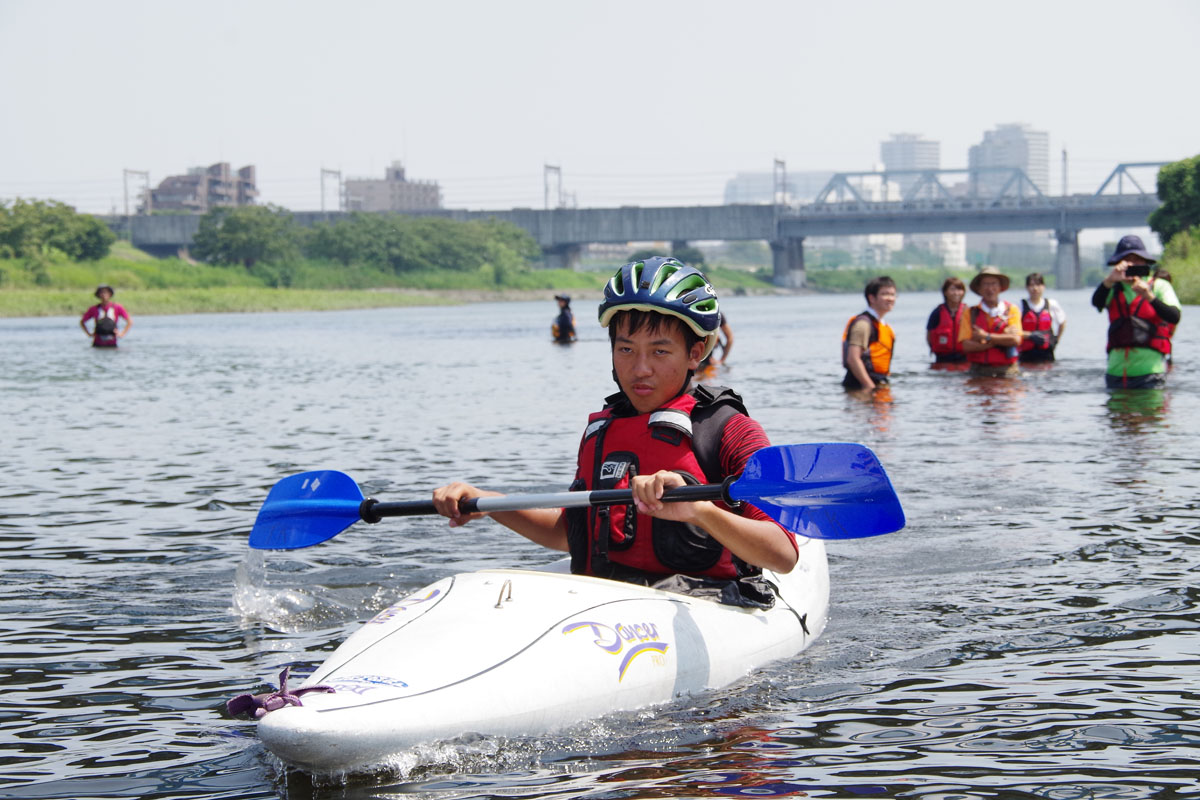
top-left (968, 123), bottom-right (1049, 196)
top-left (148, 163), bottom-right (258, 213)
top-left (880, 133), bottom-right (940, 196)
top-left (967, 123), bottom-right (1053, 266)
top-left (879, 134), bottom-right (966, 267)
top-left (344, 162), bottom-right (442, 212)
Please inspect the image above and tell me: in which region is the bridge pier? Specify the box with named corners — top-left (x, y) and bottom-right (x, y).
top-left (1054, 228), bottom-right (1081, 290)
top-left (542, 244), bottom-right (582, 271)
top-left (770, 237), bottom-right (806, 288)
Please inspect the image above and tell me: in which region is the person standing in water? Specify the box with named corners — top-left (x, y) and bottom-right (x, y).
top-left (926, 277), bottom-right (967, 365)
top-left (841, 276), bottom-right (896, 391)
top-left (1092, 234), bottom-right (1180, 389)
top-left (1018, 272), bottom-right (1067, 364)
top-left (698, 312), bottom-right (733, 371)
top-left (552, 294), bottom-right (576, 344)
top-left (958, 267), bottom-right (1021, 377)
top-left (80, 285), bottom-right (132, 348)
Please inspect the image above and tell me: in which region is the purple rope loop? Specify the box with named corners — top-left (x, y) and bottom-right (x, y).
top-left (226, 666), bottom-right (335, 719)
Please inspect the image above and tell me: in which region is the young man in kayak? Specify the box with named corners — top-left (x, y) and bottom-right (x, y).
top-left (80, 285), bottom-right (132, 348)
top-left (433, 257), bottom-right (798, 600)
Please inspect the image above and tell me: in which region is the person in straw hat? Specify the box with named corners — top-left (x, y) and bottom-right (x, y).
top-left (957, 266), bottom-right (1022, 377)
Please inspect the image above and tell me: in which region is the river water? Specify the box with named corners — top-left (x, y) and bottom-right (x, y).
top-left (1, 288), bottom-right (1197, 800)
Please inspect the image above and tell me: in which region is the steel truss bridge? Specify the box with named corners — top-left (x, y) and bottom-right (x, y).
top-left (111, 162), bottom-right (1165, 290)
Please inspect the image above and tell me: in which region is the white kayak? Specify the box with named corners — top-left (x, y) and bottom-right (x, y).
top-left (257, 537), bottom-right (829, 772)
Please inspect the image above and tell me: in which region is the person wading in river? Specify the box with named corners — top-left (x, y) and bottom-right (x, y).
top-left (1092, 234), bottom-right (1181, 389)
top-left (551, 294), bottom-right (576, 344)
top-left (926, 276), bottom-right (967, 366)
top-left (433, 257), bottom-right (798, 606)
top-left (958, 267), bottom-right (1021, 377)
top-left (79, 285), bottom-right (132, 348)
top-left (841, 276), bottom-right (896, 392)
top-left (1018, 272), bottom-right (1066, 364)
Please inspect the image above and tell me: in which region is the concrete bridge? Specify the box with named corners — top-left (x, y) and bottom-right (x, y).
top-left (105, 162), bottom-right (1164, 290)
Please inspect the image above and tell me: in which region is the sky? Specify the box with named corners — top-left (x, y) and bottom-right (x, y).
top-left (1, 0), bottom-right (1197, 221)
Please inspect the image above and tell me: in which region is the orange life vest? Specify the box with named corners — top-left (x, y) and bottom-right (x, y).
top-left (842, 312), bottom-right (894, 379)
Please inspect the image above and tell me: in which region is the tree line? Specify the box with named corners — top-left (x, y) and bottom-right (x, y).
top-left (190, 205), bottom-right (541, 278)
top-left (1148, 154), bottom-right (1200, 302)
top-left (1, 199), bottom-right (117, 284)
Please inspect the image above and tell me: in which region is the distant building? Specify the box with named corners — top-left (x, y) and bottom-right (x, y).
top-left (344, 162), bottom-right (442, 212)
top-left (880, 134), bottom-right (966, 267)
top-left (967, 123), bottom-right (1053, 265)
top-left (968, 123), bottom-right (1049, 196)
top-left (148, 163), bottom-right (258, 213)
top-left (880, 133), bottom-right (940, 196)
top-left (723, 171), bottom-right (833, 205)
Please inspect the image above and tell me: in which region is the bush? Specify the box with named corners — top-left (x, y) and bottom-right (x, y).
top-left (1159, 226), bottom-right (1200, 304)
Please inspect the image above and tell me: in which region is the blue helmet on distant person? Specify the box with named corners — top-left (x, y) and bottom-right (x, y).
top-left (598, 257), bottom-right (721, 358)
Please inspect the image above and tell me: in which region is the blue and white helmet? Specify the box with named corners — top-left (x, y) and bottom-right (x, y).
top-left (598, 257), bottom-right (721, 358)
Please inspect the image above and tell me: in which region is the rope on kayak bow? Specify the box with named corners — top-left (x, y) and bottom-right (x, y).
top-left (226, 666), bottom-right (335, 719)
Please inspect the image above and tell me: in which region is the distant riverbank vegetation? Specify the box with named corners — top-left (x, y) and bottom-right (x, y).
top-left (1149, 154), bottom-right (1200, 304)
top-left (8, 168), bottom-right (1197, 318)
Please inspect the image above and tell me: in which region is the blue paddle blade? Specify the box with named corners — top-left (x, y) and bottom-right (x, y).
top-left (249, 470), bottom-right (364, 550)
top-left (730, 443), bottom-right (905, 540)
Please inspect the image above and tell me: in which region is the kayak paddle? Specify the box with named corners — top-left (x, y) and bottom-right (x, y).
top-left (248, 442), bottom-right (904, 550)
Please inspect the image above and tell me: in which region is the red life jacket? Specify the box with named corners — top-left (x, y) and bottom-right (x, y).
top-left (1106, 283), bottom-right (1172, 356)
top-left (565, 385), bottom-right (754, 582)
top-left (1019, 299), bottom-right (1055, 353)
top-left (967, 304), bottom-right (1018, 366)
top-left (927, 303), bottom-right (964, 356)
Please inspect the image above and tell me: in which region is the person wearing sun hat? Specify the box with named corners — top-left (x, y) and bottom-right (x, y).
top-left (957, 266), bottom-right (1022, 376)
top-left (1091, 234), bottom-right (1181, 389)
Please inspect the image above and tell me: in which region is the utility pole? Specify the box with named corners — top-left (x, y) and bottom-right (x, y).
top-left (544, 164), bottom-right (562, 210)
top-left (1061, 148), bottom-right (1068, 196)
top-left (320, 168), bottom-right (342, 213)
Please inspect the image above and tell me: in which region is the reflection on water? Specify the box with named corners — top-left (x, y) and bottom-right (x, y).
top-left (0, 289), bottom-right (1197, 799)
top-left (1106, 388), bottom-right (1168, 434)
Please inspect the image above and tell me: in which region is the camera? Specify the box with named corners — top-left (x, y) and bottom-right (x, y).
top-left (1124, 263), bottom-right (1151, 278)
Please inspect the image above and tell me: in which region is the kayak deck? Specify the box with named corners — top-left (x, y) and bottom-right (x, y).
top-left (258, 540), bottom-right (829, 772)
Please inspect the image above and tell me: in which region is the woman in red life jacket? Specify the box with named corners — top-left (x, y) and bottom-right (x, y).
top-left (1018, 272), bottom-right (1066, 364)
top-left (958, 267), bottom-right (1022, 377)
top-left (926, 277), bottom-right (966, 365)
top-left (431, 258), bottom-right (798, 604)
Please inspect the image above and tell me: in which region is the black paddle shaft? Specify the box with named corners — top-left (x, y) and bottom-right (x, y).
top-left (358, 479), bottom-right (736, 524)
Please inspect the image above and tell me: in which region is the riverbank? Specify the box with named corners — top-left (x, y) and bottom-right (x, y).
top-left (0, 282), bottom-right (808, 318)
